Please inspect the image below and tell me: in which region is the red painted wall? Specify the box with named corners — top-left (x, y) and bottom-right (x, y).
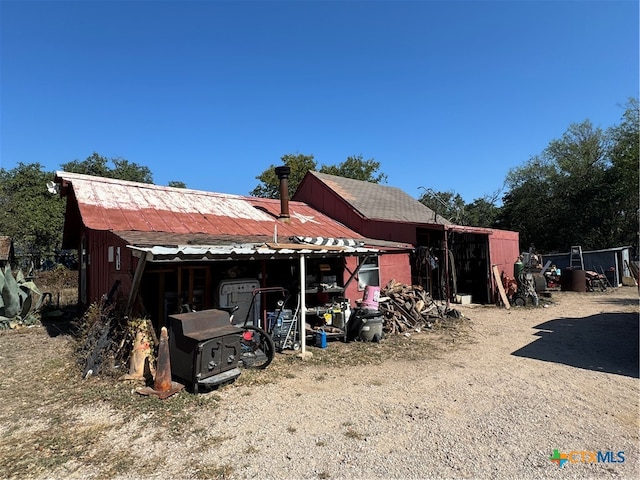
top-left (489, 229), bottom-right (520, 274)
top-left (488, 229), bottom-right (520, 295)
top-left (342, 252), bottom-right (412, 308)
top-left (361, 220), bottom-right (419, 245)
top-left (85, 230), bottom-right (133, 307)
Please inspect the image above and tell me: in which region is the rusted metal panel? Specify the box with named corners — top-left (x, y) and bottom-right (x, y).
top-left (55, 171), bottom-right (364, 241)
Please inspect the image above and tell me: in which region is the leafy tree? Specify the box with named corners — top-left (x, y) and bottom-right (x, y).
top-left (251, 153), bottom-right (387, 199)
top-left (465, 193), bottom-right (502, 228)
top-left (0, 163), bottom-right (65, 266)
top-left (418, 189), bottom-right (466, 224)
top-left (498, 100), bottom-right (638, 252)
top-left (250, 153), bottom-right (317, 199)
top-left (168, 180), bottom-right (187, 188)
top-left (61, 152), bottom-right (153, 183)
top-left (605, 98), bottom-right (639, 249)
top-left (319, 155), bottom-right (387, 183)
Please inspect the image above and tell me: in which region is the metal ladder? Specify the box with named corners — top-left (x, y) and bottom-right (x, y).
top-left (570, 246), bottom-right (584, 270)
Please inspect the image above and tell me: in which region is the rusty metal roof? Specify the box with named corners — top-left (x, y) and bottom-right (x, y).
top-left (55, 171), bottom-right (365, 242)
top-left (298, 171), bottom-right (451, 225)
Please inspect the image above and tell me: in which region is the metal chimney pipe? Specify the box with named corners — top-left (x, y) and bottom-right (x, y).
top-left (274, 166), bottom-right (291, 220)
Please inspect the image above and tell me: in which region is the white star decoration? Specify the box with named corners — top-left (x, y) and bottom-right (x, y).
top-left (291, 212), bottom-right (319, 224)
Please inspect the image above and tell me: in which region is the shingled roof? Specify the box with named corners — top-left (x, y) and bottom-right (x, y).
top-left (298, 171), bottom-right (451, 225)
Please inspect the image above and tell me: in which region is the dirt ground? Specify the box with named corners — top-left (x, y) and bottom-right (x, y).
top-left (0, 287), bottom-right (638, 479)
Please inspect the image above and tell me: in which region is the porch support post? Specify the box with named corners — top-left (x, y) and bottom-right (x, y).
top-left (126, 251), bottom-right (148, 317)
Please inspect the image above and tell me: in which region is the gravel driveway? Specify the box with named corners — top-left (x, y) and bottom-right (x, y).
top-left (1, 287), bottom-right (638, 479)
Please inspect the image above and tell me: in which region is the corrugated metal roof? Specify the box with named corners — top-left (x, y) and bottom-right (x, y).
top-left (128, 240), bottom-right (379, 263)
top-left (55, 171), bottom-right (364, 241)
top-left (303, 171), bottom-right (451, 225)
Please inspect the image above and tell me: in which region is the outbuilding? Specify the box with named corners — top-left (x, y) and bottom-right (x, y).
top-left (54, 170), bottom-right (412, 336)
top-left (0, 236), bottom-right (14, 269)
top-left (294, 171), bottom-right (520, 304)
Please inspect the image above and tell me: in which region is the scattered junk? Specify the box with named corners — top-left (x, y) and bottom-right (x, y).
top-left (305, 298), bottom-right (352, 344)
top-left (120, 319), bottom-right (154, 381)
top-left (510, 256), bottom-right (539, 306)
top-left (137, 326), bottom-right (185, 399)
top-left (270, 305), bottom-right (300, 351)
top-left (346, 285), bottom-right (385, 342)
top-left (585, 270), bottom-right (608, 292)
top-left (167, 309), bottom-right (244, 394)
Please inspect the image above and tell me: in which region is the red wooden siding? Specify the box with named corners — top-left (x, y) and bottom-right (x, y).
top-left (85, 230), bottom-right (135, 307)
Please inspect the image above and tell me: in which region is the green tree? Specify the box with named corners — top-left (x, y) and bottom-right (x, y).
top-left (465, 193), bottom-right (501, 228)
top-left (251, 153), bottom-right (387, 199)
top-left (498, 100), bottom-right (638, 252)
top-left (319, 155), bottom-right (387, 183)
top-left (605, 98), bottom-right (639, 248)
top-left (168, 180), bottom-right (187, 188)
top-left (418, 189), bottom-right (466, 224)
top-left (61, 152), bottom-right (153, 183)
top-left (0, 163), bottom-right (65, 266)
top-left (250, 153), bottom-right (317, 199)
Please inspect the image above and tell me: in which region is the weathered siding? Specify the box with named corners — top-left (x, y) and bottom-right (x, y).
top-left (379, 252), bottom-right (412, 287)
top-left (362, 220), bottom-right (420, 245)
top-left (293, 175), bottom-right (368, 234)
top-left (489, 229), bottom-right (520, 275)
top-left (86, 230), bottom-right (134, 306)
top-left (342, 253), bottom-right (412, 305)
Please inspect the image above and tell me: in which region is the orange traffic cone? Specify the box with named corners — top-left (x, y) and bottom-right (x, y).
top-left (137, 327), bottom-right (184, 399)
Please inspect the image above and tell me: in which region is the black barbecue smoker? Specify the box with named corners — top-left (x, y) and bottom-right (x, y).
top-left (168, 309), bottom-right (244, 393)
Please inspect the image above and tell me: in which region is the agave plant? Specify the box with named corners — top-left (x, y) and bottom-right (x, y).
top-left (0, 265), bottom-right (42, 329)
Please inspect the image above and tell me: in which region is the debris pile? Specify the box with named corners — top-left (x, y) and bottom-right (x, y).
top-left (379, 280), bottom-right (446, 334)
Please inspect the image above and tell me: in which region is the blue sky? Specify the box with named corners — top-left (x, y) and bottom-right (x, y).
top-left (1, 0), bottom-right (637, 203)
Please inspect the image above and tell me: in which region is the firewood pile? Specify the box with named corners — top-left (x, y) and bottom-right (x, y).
top-left (379, 280), bottom-right (446, 335)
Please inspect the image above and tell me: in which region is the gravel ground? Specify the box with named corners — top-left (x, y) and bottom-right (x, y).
top-left (1, 287), bottom-right (638, 479)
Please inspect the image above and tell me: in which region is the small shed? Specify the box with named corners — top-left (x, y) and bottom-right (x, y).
top-left (542, 246), bottom-right (634, 287)
top-left (0, 236), bottom-right (14, 268)
top-left (294, 171), bottom-right (520, 304)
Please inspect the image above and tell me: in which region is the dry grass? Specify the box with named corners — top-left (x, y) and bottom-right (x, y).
top-left (0, 312), bottom-right (471, 479)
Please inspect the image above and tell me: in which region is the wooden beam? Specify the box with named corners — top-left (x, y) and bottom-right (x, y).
top-left (126, 251), bottom-right (148, 317)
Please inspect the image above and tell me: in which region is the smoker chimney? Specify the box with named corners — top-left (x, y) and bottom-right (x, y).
top-left (274, 166), bottom-right (291, 220)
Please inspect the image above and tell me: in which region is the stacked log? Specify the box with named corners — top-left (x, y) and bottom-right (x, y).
top-left (379, 279), bottom-right (444, 335)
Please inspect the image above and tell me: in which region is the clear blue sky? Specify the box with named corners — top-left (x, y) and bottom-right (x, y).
top-left (1, 0), bottom-right (637, 203)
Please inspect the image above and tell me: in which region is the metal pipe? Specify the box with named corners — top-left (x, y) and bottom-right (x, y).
top-left (275, 166), bottom-right (291, 219)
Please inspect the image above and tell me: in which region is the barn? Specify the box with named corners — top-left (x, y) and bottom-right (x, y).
top-left (294, 171), bottom-right (520, 304)
top-left (54, 170), bottom-right (413, 335)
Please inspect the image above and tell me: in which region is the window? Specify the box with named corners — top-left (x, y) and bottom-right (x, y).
top-left (357, 256), bottom-right (380, 290)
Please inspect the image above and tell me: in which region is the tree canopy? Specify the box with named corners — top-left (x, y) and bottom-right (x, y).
top-left (1, 98), bottom-right (636, 269)
top-left (61, 152), bottom-right (153, 183)
top-left (497, 98), bottom-right (638, 252)
top-left (250, 153), bottom-right (386, 199)
top-left (0, 163), bottom-right (65, 265)
top-left (0, 153), bottom-right (156, 267)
